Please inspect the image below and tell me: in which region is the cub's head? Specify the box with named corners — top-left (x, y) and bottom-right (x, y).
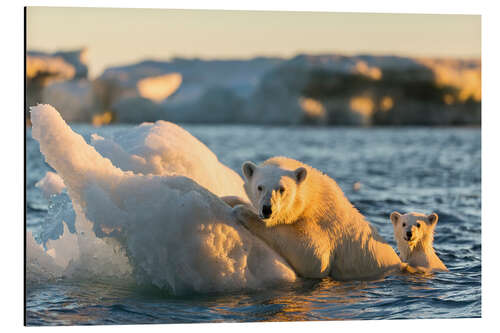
top-left (390, 211), bottom-right (438, 248)
top-left (241, 161), bottom-right (308, 225)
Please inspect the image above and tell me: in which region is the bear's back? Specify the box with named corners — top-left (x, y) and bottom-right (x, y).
top-left (253, 156), bottom-right (402, 279)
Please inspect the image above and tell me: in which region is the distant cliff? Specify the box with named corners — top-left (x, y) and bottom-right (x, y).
top-left (242, 54), bottom-right (480, 126)
top-left (26, 48), bottom-right (94, 123)
top-left (26, 51), bottom-right (480, 126)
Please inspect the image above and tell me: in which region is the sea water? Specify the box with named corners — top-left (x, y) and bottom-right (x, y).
top-left (26, 124), bottom-right (481, 325)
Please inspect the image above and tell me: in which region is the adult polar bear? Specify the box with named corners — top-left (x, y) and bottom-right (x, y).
top-left (233, 157), bottom-right (403, 280)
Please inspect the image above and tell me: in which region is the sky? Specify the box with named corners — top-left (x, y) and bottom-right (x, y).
top-left (26, 7), bottom-right (481, 78)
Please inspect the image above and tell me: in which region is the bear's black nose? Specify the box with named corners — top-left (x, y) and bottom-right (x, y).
top-left (262, 205), bottom-right (272, 218)
top-left (406, 231), bottom-right (412, 239)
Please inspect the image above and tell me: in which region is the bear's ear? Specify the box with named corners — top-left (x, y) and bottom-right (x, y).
top-left (242, 161), bottom-right (257, 181)
top-left (390, 211), bottom-right (401, 226)
top-left (294, 167), bottom-right (307, 184)
top-left (428, 213), bottom-right (438, 226)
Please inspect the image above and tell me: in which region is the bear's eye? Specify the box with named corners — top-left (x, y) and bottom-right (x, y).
top-left (416, 223), bottom-right (421, 228)
top-left (279, 186), bottom-right (285, 194)
top-left (257, 185), bottom-right (263, 192)
top-left (402, 223), bottom-right (406, 227)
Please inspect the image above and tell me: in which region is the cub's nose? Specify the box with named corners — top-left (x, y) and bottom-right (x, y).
top-left (262, 205), bottom-right (272, 218)
top-left (406, 231), bottom-right (412, 239)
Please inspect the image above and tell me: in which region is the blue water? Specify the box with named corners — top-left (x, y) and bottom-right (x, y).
top-left (26, 125), bottom-right (481, 325)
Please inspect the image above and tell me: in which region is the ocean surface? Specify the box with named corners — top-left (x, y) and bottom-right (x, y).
top-left (26, 124), bottom-right (481, 325)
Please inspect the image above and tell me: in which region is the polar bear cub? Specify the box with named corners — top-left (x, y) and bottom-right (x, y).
top-left (390, 211), bottom-right (447, 273)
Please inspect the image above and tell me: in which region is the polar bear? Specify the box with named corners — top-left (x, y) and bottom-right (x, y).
top-left (232, 156), bottom-right (403, 281)
top-left (390, 211), bottom-right (448, 273)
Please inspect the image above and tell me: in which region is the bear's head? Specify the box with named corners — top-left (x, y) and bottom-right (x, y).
top-left (241, 161), bottom-right (308, 226)
top-left (390, 211), bottom-right (438, 249)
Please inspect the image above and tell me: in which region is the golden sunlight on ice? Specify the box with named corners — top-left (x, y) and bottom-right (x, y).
top-left (418, 58), bottom-right (481, 102)
top-left (137, 73), bottom-right (183, 102)
top-left (350, 96), bottom-right (375, 116)
top-left (299, 97), bottom-right (326, 118)
top-left (26, 55), bottom-right (75, 80)
top-left (380, 96), bottom-right (394, 111)
top-left (354, 61), bottom-right (382, 80)
top-left (92, 111), bottom-right (113, 127)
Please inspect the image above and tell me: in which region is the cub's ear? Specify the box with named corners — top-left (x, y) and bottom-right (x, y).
top-left (294, 167), bottom-right (307, 184)
top-left (428, 213), bottom-right (438, 226)
top-left (390, 211), bottom-right (401, 226)
top-left (242, 161), bottom-right (257, 181)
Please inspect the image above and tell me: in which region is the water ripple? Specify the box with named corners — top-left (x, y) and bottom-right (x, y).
top-left (26, 126), bottom-right (481, 325)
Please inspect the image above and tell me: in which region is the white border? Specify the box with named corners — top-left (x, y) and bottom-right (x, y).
top-left (2, 0), bottom-right (498, 332)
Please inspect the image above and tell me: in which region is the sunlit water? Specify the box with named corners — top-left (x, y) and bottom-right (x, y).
top-left (26, 124), bottom-right (481, 325)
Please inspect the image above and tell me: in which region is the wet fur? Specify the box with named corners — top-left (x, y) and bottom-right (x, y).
top-left (390, 211), bottom-right (448, 273)
top-left (233, 156), bottom-right (404, 280)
